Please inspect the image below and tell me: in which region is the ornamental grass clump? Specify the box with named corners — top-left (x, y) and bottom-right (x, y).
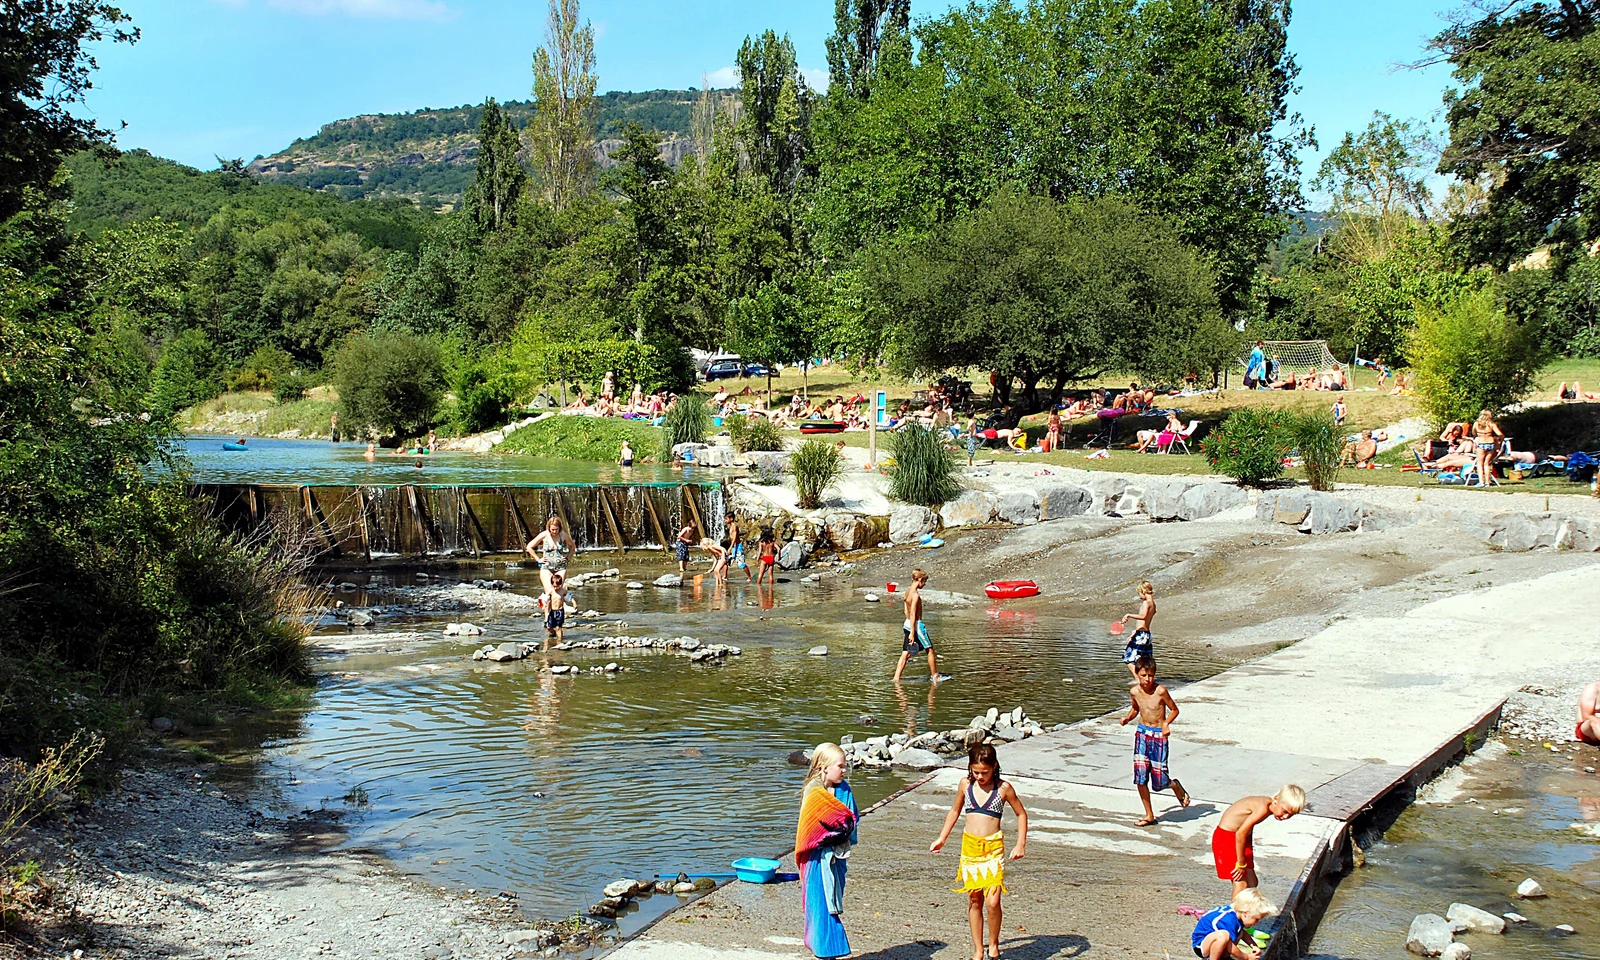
top-left (1291, 411), bottom-right (1345, 492)
top-left (661, 393), bottom-right (712, 460)
top-left (726, 413), bottom-right (784, 453)
top-left (790, 439), bottom-right (844, 509)
top-left (886, 424), bottom-right (962, 506)
top-left (1201, 408), bottom-right (1293, 487)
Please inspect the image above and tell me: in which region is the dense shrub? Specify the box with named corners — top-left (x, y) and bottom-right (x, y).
top-left (726, 414), bottom-right (784, 453)
top-left (661, 393), bottom-right (712, 460)
top-left (331, 329), bottom-right (444, 441)
top-left (1202, 408), bottom-right (1294, 487)
top-left (1406, 290), bottom-right (1547, 424)
top-left (790, 439), bottom-right (844, 509)
top-left (497, 416), bottom-right (657, 462)
top-left (887, 425), bottom-right (962, 505)
top-left (453, 365), bottom-right (513, 433)
top-left (1290, 411), bottom-right (1344, 492)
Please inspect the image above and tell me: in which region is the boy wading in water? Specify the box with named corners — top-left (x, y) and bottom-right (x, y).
top-left (894, 568), bottom-right (941, 683)
top-left (1213, 785), bottom-right (1305, 895)
top-left (930, 744), bottom-right (1028, 960)
top-left (1118, 581), bottom-right (1157, 677)
top-left (1120, 655), bottom-right (1190, 825)
top-left (542, 573), bottom-right (570, 645)
top-left (674, 523), bottom-right (695, 573)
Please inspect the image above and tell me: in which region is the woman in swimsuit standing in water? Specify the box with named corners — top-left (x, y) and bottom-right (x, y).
top-left (525, 516), bottom-right (576, 594)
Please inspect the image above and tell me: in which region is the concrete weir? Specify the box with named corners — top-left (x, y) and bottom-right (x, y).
top-left (611, 564), bottom-right (1600, 960)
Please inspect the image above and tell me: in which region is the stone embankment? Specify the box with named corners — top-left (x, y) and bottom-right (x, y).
top-left (797, 706), bottom-right (1071, 773)
top-left (728, 461), bottom-right (1600, 564)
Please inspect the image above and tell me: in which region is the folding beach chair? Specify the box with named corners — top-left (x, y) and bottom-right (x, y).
top-left (1159, 420), bottom-right (1201, 455)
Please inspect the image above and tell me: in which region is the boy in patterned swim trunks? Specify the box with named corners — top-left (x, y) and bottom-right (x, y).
top-left (1120, 656), bottom-right (1190, 825)
top-left (1117, 580), bottom-right (1157, 677)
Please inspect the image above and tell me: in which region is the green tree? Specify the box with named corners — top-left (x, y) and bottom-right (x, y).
top-left (736, 30), bottom-right (814, 195)
top-left (1406, 289), bottom-right (1548, 424)
top-left (331, 329), bottom-right (444, 441)
top-left (147, 327), bottom-right (222, 418)
top-left (0, 1), bottom-right (137, 221)
top-left (1433, 0), bottom-right (1600, 266)
top-left (726, 280), bottom-right (816, 401)
top-left (467, 98), bottom-right (527, 232)
top-left (825, 0), bottom-right (911, 101)
top-left (1312, 112), bottom-right (1437, 223)
top-left (529, 0), bottom-right (596, 211)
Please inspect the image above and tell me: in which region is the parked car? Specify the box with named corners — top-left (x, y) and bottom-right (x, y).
top-left (743, 361), bottom-right (773, 377)
top-left (704, 358), bottom-right (743, 381)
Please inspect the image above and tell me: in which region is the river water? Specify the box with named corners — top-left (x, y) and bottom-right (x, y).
top-left (214, 555), bottom-right (1231, 936)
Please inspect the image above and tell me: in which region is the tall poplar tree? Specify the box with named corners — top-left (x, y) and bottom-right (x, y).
top-left (467, 97), bottom-right (525, 232)
top-left (825, 0), bottom-right (911, 100)
top-left (735, 30), bottom-right (814, 195)
top-left (529, 0), bottom-right (596, 211)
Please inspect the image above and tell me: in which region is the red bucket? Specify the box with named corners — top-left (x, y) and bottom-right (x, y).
top-left (886, 581), bottom-right (898, 593)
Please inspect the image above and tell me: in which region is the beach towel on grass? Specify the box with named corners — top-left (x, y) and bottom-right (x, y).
top-left (796, 782), bottom-right (858, 959)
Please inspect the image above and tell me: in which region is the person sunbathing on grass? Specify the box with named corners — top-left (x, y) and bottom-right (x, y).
top-left (1340, 430), bottom-right (1379, 467)
top-left (1557, 381), bottom-right (1599, 401)
top-left (1269, 370), bottom-right (1297, 390)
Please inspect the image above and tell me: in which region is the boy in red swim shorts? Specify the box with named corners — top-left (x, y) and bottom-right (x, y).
top-left (1578, 681), bottom-right (1600, 745)
top-left (1213, 785), bottom-right (1305, 895)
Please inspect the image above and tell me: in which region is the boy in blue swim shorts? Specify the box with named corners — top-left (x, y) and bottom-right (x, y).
top-left (893, 568), bottom-right (942, 683)
top-left (1192, 888), bottom-right (1276, 960)
top-left (1120, 656), bottom-right (1190, 825)
top-left (674, 523), bottom-right (694, 571)
top-left (1118, 580), bottom-right (1157, 677)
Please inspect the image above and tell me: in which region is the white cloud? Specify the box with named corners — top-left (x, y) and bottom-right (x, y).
top-left (699, 65), bottom-right (831, 94)
top-left (211, 0), bottom-right (457, 21)
top-left (702, 66), bottom-right (740, 90)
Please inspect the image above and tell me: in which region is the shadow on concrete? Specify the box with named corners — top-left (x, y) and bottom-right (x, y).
top-left (1153, 800), bottom-right (1222, 823)
top-left (998, 933), bottom-right (1092, 958)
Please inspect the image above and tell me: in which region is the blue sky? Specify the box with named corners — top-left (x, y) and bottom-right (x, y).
top-left (88, 0), bottom-right (1458, 199)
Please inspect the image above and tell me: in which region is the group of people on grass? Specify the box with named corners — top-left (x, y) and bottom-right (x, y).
top-left (1411, 410), bottom-right (1544, 486)
top-left (562, 372), bottom-right (678, 420)
top-left (803, 573), bottom-right (1306, 960)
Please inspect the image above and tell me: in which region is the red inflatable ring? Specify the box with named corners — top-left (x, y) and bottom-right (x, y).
top-left (985, 580), bottom-right (1040, 600)
top-left (799, 421), bottom-right (848, 434)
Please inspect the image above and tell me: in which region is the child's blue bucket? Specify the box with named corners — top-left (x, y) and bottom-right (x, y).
top-left (732, 857), bottom-right (781, 883)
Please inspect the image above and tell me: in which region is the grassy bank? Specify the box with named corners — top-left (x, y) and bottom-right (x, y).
top-left (497, 415), bottom-right (662, 462)
top-left (178, 389), bottom-right (339, 439)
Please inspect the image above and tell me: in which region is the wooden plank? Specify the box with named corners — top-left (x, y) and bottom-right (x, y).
top-left (301, 487), bottom-right (341, 556)
top-left (641, 488), bottom-right (669, 554)
top-left (682, 484), bottom-right (706, 542)
top-left (356, 488), bottom-right (373, 562)
top-left (504, 487), bottom-right (532, 546)
top-left (598, 488), bottom-right (628, 553)
top-left (459, 494), bottom-right (488, 558)
top-left (550, 489), bottom-right (574, 542)
top-left (247, 486), bottom-right (259, 526)
top-left (405, 485), bottom-right (431, 554)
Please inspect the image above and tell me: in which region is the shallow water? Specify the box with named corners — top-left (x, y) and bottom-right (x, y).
top-left (1308, 743), bottom-right (1600, 960)
top-left (230, 556), bottom-right (1231, 936)
top-left (175, 434), bottom-right (705, 486)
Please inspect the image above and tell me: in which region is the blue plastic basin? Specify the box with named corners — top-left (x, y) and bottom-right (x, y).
top-left (732, 857), bottom-right (781, 883)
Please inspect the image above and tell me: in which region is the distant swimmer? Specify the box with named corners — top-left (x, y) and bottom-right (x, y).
top-left (619, 439), bottom-right (634, 468)
top-left (364, 442), bottom-right (376, 462)
top-left (414, 458), bottom-right (424, 469)
top-left (330, 411), bottom-right (340, 443)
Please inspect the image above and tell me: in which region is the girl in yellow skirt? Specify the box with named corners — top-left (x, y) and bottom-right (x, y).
top-left (931, 744), bottom-right (1029, 960)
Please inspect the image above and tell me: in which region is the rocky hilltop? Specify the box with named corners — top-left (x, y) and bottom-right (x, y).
top-left (248, 89), bottom-right (727, 209)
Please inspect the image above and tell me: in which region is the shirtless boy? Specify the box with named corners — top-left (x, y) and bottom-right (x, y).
top-left (1119, 656), bottom-right (1190, 825)
top-left (1578, 681), bottom-right (1600, 744)
top-left (894, 568), bottom-right (940, 683)
top-left (1118, 581), bottom-right (1157, 677)
top-left (1213, 785), bottom-right (1306, 895)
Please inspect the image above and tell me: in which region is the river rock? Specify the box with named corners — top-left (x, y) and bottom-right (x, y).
top-left (587, 899), bottom-right (620, 918)
top-left (890, 748), bottom-right (944, 771)
top-left (1503, 913), bottom-right (1527, 924)
top-left (1036, 481), bottom-right (1093, 521)
top-left (779, 540), bottom-right (806, 570)
top-left (808, 646), bottom-right (829, 656)
top-left (1447, 904), bottom-right (1504, 934)
top-left (1440, 944), bottom-right (1470, 960)
top-left (602, 880), bottom-right (635, 899)
top-left (1406, 914), bottom-right (1454, 956)
top-left (459, 622), bottom-right (483, 636)
top-left (825, 513), bottom-right (876, 551)
top-left (863, 593), bottom-right (880, 602)
top-left (1550, 924), bottom-right (1576, 936)
top-left (652, 573), bottom-right (682, 587)
top-left (964, 729), bottom-right (987, 748)
top-left (1179, 482), bottom-right (1248, 520)
top-left (994, 489), bottom-right (1039, 525)
top-left (348, 610), bottom-right (375, 627)
top-left (151, 716), bottom-right (174, 734)
top-left (627, 581), bottom-right (644, 590)
top-left (1516, 878), bottom-right (1546, 898)
top-left (697, 445), bottom-right (736, 467)
top-left (1083, 474), bottom-right (1130, 515)
top-left (599, 568), bottom-right (620, 578)
top-left (653, 879), bottom-right (675, 894)
top-left (487, 642), bottom-right (524, 663)
top-left (889, 506), bottom-right (939, 544)
top-left (940, 490), bottom-right (998, 528)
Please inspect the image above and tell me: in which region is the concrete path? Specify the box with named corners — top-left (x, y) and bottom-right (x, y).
top-left (611, 563), bottom-right (1600, 960)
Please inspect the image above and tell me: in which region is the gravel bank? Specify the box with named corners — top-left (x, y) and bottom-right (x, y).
top-left (10, 767), bottom-right (608, 960)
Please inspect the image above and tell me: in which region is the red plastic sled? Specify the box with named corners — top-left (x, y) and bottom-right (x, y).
top-left (984, 580), bottom-right (1040, 600)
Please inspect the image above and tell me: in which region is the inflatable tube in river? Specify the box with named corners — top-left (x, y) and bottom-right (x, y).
top-left (984, 580), bottom-right (1039, 600)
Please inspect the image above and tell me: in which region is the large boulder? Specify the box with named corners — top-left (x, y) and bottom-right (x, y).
top-left (940, 490), bottom-right (998, 528)
top-left (1141, 479), bottom-right (1188, 521)
top-left (1113, 487), bottom-right (1147, 518)
top-left (1178, 482), bottom-right (1248, 520)
top-left (1565, 517), bottom-right (1600, 551)
top-left (826, 513), bottom-right (876, 551)
top-left (672, 442), bottom-right (710, 462)
top-left (1036, 481), bottom-right (1093, 521)
top-left (778, 539), bottom-right (807, 570)
top-left (1406, 914), bottom-right (1454, 956)
top-left (697, 445), bottom-right (736, 467)
top-left (1258, 490), bottom-right (1314, 526)
top-left (889, 506), bottom-right (939, 543)
top-left (1446, 904), bottom-right (1505, 935)
top-left (994, 489), bottom-right (1039, 525)
top-left (1083, 475), bottom-right (1130, 515)
top-left (1301, 493), bottom-right (1361, 535)
top-left (1488, 513), bottom-right (1560, 552)
top-left (889, 747), bottom-right (945, 771)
